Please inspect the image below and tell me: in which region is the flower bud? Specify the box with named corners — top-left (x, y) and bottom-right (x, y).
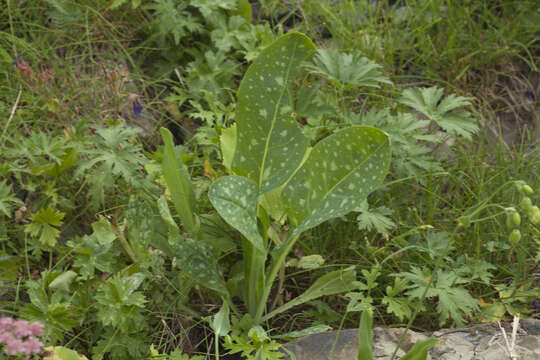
top-left (509, 229), bottom-right (521, 244)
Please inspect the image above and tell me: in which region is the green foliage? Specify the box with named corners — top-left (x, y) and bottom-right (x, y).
top-left (401, 267), bottom-right (478, 327)
top-left (0, 180), bottom-right (22, 218)
top-left (232, 32), bottom-right (315, 193)
top-left (24, 207), bottom-right (65, 247)
top-left (398, 87), bottom-right (478, 140)
top-left (76, 124), bottom-right (147, 208)
top-left (355, 200), bottom-right (395, 237)
top-left (304, 49), bottom-right (392, 89)
top-left (224, 326), bottom-right (285, 360)
top-left (282, 126), bottom-right (391, 235)
top-left (95, 273), bottom-right (148, 330)
top-left (160, 128), bottom-right (197, 236)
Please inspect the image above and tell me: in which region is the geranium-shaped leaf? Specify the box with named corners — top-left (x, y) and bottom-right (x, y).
top-left (304, 49), bottom-right (392, 89)
top-left (24, 207), bottom-right (65, 247)
top-left (209, 176), bottom-right (265, 252)
top-left (232, 32), bottom-right (315, 194)
top-left (282, 126), bottom-right (391, 236)
top-left (398, 87), bottom-right (478, 140)
top-left (171, 236), bottom-right (228, 295)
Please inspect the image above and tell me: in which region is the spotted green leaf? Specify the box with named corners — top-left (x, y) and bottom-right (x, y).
top-left (282, 126), bottom-right (391, 236)
top-left (209, 176), bottom-right (265, 253)
top-left (232, 32), bottom-right (315, 194)
top-left (171, 236), bottom-right (228, 295)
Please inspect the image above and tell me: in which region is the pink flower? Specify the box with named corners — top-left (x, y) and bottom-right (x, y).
top-left (0, 317), bottom-right (45, 356)
top-left (0, 330), bottom-right (15, 344)
top-left (23, 336), bottom-right (43, 354)
top-left (29, 322), bottom-right (44, 337)
top-left (5, 338), bottom-right (25, 356)
top-left (0, 317), bottom-right (15, 332)
top-left (13, 320), bottom-right (33, 337)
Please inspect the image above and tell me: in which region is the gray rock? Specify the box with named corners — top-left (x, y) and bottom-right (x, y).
top-left (281, 319), bottom-right (540, 360)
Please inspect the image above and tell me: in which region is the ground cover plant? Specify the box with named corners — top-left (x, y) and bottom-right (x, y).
top-left (0, 0), bottom-right (539, 359)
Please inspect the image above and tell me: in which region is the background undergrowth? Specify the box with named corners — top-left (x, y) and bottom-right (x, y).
top-left (0, 0), bottom-right (538, 359)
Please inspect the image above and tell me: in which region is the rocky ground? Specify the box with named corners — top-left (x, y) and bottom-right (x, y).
top-left (281, 318), bottom-right (540, 360)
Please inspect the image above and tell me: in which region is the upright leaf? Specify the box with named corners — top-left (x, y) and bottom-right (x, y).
top-left (357, 310), bottom-right (375, 360)
top-left (232, 32), bottom-right (315, 194)
top-left (160, 128), bottom-right (197, 236)
top-left (282, 126), bottom-right (391, 236)
top-left (209, 176), bottom-right (265, 252)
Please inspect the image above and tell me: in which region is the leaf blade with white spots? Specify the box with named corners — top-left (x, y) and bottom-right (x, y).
top-left (209, 176), bottom-right (265, 253)
top-left (232, 32), bottom-right (316, 194)
top-left (282, 126), bottom-right (391, 236)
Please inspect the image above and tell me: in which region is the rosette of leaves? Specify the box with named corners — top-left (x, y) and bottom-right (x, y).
top-left (158, 33), bottom-right (391, 329)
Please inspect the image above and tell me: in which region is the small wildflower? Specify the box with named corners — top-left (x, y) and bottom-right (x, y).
top-left (29, 321), bottom-right (44, 337)
top-left (0, 317), bottom-right (44, 357)
top-left (129, 94), bottom-right (143, 116)
top-left (12, 55), bottom-right (35, 77)
top-left (13, 320), bottom-right (32, 337)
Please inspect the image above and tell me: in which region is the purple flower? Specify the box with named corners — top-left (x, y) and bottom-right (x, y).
top-left (128, 94), bottom-right (143, 116)
top-left (132, 98), bottom-right (143, 116)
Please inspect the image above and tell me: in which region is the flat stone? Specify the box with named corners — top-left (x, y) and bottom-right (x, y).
top-left (281, 319), bottom-right (540, 360)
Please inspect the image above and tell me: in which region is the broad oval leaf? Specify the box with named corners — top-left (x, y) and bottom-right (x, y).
top-left (171, 236), bottom-right (228, 295)
top-left (282, 126), bottom-right (391, 236)
top-left (232, 32), bottom-right (315, 194)
top-left (209, 176), bottom-right (265, 253)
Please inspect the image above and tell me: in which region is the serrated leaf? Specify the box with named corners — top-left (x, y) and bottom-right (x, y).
top-left (209, 176), bottom-right (265, 252)
top-left (305, 49), bottom-right (392, 89)
top-left (232, 32), bottom-right (315, 194)
top-left (160, 127), bottom-right (197, 236)
top-left (381, 296), bottom-right (412, 322)
top-left (0, 180), bottom-right (23, 218)
top-left (356, 200), bottom-right (395, 236)
top-left (262, 267), bottom-right (356, 321)
top-left (399, 87), bottom-right (478, 140)
top-left (171, 236), bottom-right (228, 295)
top-left (283, 126), bottom-right (390, 236)
top-left (24, 207), bottom-right (65, 246)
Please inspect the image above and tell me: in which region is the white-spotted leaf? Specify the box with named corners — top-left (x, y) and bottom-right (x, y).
top-left (232, 32), bottom-right (315, 194)
top-left (209, 176), bottom-right (265, 253)
top-left (282, 126), bottom-right (391, 236)
top-left (171, 236), bottom-right (228, 295)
